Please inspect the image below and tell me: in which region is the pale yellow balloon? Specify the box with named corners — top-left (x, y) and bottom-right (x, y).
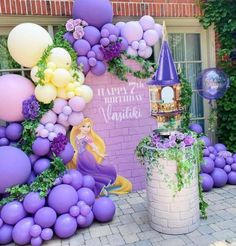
top-left (35, 84), bottom-right (57, 104)
top-left (48, 48), bottom-right (72, 69)
top-left (80, 85), bottom-right (93, 103)
top-left (67, 91), bottom-right (75, 99)
top-left (52, 68), bottom-right (72, 88)
top-left (44, 68), bottom-right (54, 83)
top-left (66, 83), bottom-right (76, 91)
top-left (7, 23), bottom-right (53, 68)
top-left (47, 62), bottom-right (57, 71)
top-left (74, 87), bottom-right (83, 96)
top-left (57, 88), bottom-right (68, 99)
top-left (30, 66), bottom-right (39, 83)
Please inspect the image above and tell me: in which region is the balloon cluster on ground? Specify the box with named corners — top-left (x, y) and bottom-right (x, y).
top-left (189, 123), bottom-right (236, 192)
top-left (0, 170), bottom-right (116, 245)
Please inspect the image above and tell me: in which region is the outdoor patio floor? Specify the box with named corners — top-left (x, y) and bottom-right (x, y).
top-left (6, 185), bottom-right (236, 246)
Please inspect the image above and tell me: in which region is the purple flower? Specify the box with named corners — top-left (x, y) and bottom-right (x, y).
top-left (169, 134), bottom-right (176, 142)
top-left (100, 41), bottom-right (122, 61)
top-left (73, 19), bottom-right (82, 27)
top-left (66, 19), bottom-right (74, 32)
top-left (183, 136), bottom-right (195, 146)
top-left (22, 95), bottom-right (40, 120)
top-left (51, 133), bottom-right (68, 156)
top-left (73, 30), bottom-right (84, 40)
top-left (176, 133), bottom-right (185, 140)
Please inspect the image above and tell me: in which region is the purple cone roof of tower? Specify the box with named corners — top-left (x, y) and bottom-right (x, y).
top-left (148, 40), bottom-right (179, 86)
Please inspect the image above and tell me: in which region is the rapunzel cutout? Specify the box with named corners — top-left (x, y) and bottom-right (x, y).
top-left (69, 118), bottom-right (132, 196)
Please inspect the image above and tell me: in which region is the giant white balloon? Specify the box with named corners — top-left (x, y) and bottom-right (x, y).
top-left (8, 23), bottom-right (53, 68)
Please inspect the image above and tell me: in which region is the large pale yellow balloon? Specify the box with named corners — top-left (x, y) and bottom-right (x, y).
top-left (35, 84), bottom-right (57, 104)
top-left (71, 70), bottom-right (85, 85)
top-left (8, 23), bottom-right (53, 68)
top-left (80, 85), bottom-right (93, 103)
top-left (52, 68), bottom-right (72, 88)
top-left (48, 48), bottom-right (72, 69)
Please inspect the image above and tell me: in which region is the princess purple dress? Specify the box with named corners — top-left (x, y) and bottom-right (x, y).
top-left (76, 136), bottom-right (117, 196)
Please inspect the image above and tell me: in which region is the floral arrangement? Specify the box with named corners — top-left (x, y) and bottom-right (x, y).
top-left (65, 18), bottom-right (88, 40)
top-left (100, 40), bottom-right (122, 61)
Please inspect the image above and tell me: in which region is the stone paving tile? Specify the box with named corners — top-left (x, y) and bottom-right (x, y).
top-left (89, 225), bottom-right (112, 238)
top-left (135, 240), bottom-right (153, 246)
top-left (211, 229), bottom-right (236, 241)
top-left (107, 233), bottom-right (125, 245)
top-left (159, 237), bottom-right (186, 246)
top-left (85, 238), bottom-right (101, 246)
top-left (118, 222), bottom-right (141, 236)
top-left (122, 233), bottom-right (140, 244)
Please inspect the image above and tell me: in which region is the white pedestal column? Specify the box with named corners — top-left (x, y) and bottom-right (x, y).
top-left (146, 158), bottom-right (200, 234)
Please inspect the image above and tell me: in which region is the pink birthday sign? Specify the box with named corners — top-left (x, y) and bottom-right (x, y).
top-left (84, 61), bottom-right (156, 191)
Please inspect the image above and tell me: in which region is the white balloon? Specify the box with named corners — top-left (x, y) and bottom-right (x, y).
top-left (30, 66), bottom-right (39, 83)
top-left (48, 48), bottom-right (72, 69)
top-left (8, 23), bottom-right (53, 68)
top-left (126, 46), bottom-right (138, 57)
top-left (80, 85), bottom-right (93, 103)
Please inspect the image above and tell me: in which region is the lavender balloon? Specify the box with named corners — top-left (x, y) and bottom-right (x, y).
top-left (23, 192), bottom-right (46, 214)
top-left (83, 26), bottom-right (101, 46)
top-left (74, 39), bottom-right (91, 56)
top-left (200, 173), bottom-right (214, 192)
top-left (54, 214), bottom-right (77, 238)
top-left (0, 224), bottom-right (13, 244)
top-left (59, 143), bottom-right (74, 164)
top-left (77, 56), bottom-right (90, 74)
top-left (189, 123), bottom-right (203, 134)
top-left (30, 225), bottom-right (42, 237)
top-left (63, 32), bottom-right (76, 45)
top-left (77, 187), bottom-right (95, 206)
top-left (228, 171), bottom-right (236, 184)
top-left (68, 169), bottom-right (83, 190)
top-left (34, 158), bottom-right (51, 174)
top-left (200, 157), bottom-right (214, 174)
top-left (83, 175), bottom-right (96, 189)
top-left (231, 163), bottom-right (236, 171)
top-left (214, 143), bottom-right (227, 152)
top-left (211, 168), bottom-right (228, 188)
top-left (5, 123), bottom-right (23, 141)
top-left (215, 157), bottom-right (226, 168)
top-left (200, 136), bottom-right (212, 147)
top-left (92, 45), bottom-right (104, 61)
top-left (203, 148), bottom-right (210, 157)
top-left (79, 211), bottom-right (94, 228)
top-left (34, 207), bottom-right (57, 228)
top-left (91, 61), bottom-right (106, 76)
top-left (226, 156), bottom-right (234, 165)
top-left (224, 165), bottom-right (231, 173)
top-left (41, 228), bottom-right (53, 241)
top-left (31, 236), bottom-right (42, 246)
top-left (32, 137), bottom-right (50, 156)
top-left (102, 23), bottom-right (119, 36)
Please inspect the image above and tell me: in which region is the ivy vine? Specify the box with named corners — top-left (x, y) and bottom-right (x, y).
top-left (199, 0), bottom-right (236, 151)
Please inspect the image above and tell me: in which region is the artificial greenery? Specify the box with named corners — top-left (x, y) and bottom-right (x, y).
top-left (36, 26), bottom-right (80, 85)
top-left (18, 101), bottom-right (53, 154)
top-left (199, 0), bottom-right (236, 151)
top-left (107, 53), bottom-right (157, 81)
top-left (0, 157), bottom-right (66, 206)
top-left (135, 134), bottom-right (208, 218)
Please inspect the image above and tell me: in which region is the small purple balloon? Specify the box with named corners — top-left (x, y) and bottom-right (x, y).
top-left (77, 200), bottom-right (86, 208)
top-left (92, 197), bottom-right (116, 222)
top-left (64, 32), bottom-right (76, 45)
top-left (77, 56), bottom-right (90, 74)
top-left (214, 143), bottom-right (227, 152)
top-left (119, 37), bottom-right (129, 52)
top-left (0, 126), bottom-right (6, 138)
top-left (80, 205), bottom-right (91, 216)
top-left (189, 123), bottom-right (203, 134)
top-left (83, 175), bottom-right (96, 189)
top-left (200, 136), bottom-right (212, 147)
top-left (209, 153), bottom-right (215, 160)
top-left (203, 148), bottom-right (210, 157)
top-left (109, 34), bottom-right (117, 43)
top-left (62, 174), bottom-right (73, 184)
top-left (92, 45), bottom-right (104, 61)
top-left (69, 169), bottom-right (83, 190)
top-left (200, 173), bottom-right (214, 192)
top-left (211, 168), bottom-right (228, 188)
top-left (59, 143), bottom-right (74, 164)
top-left (32, 137), bottom-right (50, 156)
top-left (226, 156), bottom-right (234, 165)
top-left (29, 154), bottom-right (39, 164)
top-left (102, 23), bottom-right (119, 36)
top-left (41, 228), bottom-right (53, 241)
top-left (91, 61), bottom-right (106, 76)
top-left (83, 26), bottom-right (101, 46)
top-left (0, 137), bottom-right (9, 146)
top-left (54, 214), bottom-right (77, 238)
top-left (215, 157), bottom-right (226, 168)
top-left (77, 187), bottom-right (95, 206)
top-left (88, 57), bottom-right (97, 67)
top-left (201, 157), bottom-right (215, 174)
top-left (100, 37), bottom-right (110, 47)
top-left (69, 206), bottom-right (80, 217)
top-left (34, 207), bottom-right (57, 228)
top-left (77, 215), bottom-right (87, 226)
top-left (23, 192), bottom-right (46, 214)
top-left (12, 217), bottom-right (34, 245)
top-left (87, 51), bottom-right (96, 58)
top-left (5, 123), bottom-right (23, 141)
top-left (79, 211), bottom-right (94, 228)
top-left (34, 158), bottom-right (51, 175)
top-left (224, 165), bottom-right (231, 173)
top-left (0, 224), bottom-right (13, 244)
top-left (0, 218), bottom-right (3, 228)
top-left (73, 39), bottom-right (91, 56)
top-left (228, 171), bottom-right (236, 184)
top-left (30, 224), bottom-right (42, 237)
top-left (231, 163), bottom-right (236, 171)
top-left (31, 236), bottom-right (42, 246)
top-left (101, 28), bottom-right (109, 38)
top-left (1, 201), bottom-right (27, 225)
top-left (208, 146), bottom-right (215, 153)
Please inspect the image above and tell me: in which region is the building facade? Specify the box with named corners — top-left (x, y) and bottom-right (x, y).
top-left (0, 0), bottom-right (216, 133)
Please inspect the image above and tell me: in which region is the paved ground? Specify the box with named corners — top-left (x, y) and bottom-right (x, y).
top-left (6, 185), bottom-right (236, 246)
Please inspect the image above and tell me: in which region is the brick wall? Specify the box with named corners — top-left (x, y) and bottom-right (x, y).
top-left (0, 0), bottom-right (201, 17)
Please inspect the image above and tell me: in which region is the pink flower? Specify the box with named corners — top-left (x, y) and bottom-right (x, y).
top-left (75, 25), bottom-right (83, 32)
top-left (73, 19), bottom-right (82, 27)
top-left (66, 19), bottom-right (74, 32)
top-left (81, 20), bottom-right (88, 27)
top-left (73, 30), bottom-right (84, 40)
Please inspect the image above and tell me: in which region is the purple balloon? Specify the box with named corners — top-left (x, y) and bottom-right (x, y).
top-left (74, 39), bottom-right (91, 56)
top-left (231, 163), bottom-right (236, 171)
top-left (119, 37), bottom-right (129, 52)
top-left (59, 143), bottom-right (74, 164)
top-left (77, 200), bottom-right (86, 208)
top-left (88, 57), bottom-right (97, 67)
top-left (72, 0), bottom-right (113, 29)
top-left (23, 192), bottom-right (46, 214)
top-left (30, 225), bottom-right (42, 237)
top-left (0, 126), bottom-right (6, 138)
top-left (54, 214), bottom-right (77, 238)
top-left (63, 32), bottom-right (76, 45)
top-left (109, 34), bottom-right (117, 43)
top-left (0, 146), bottom-right (31, 193)
top-left (41, 228), bottom-right (53, 241)
top-left (77, 215), bottom-right (87, 226)
top-left (200, 173), bottom-right (214, 192)
top-left (102, 24), bottom-right (119, 36)
top-left (0, 137), bottom-right (9, 146)
top-left (197, 68), bottom-right (230, 100)
top-left (83, 175), bottom-right (95, 189)
top-left (224, 165), bottom-right (231, 173)
top-left (34, 158), bottom-right (51, 175)
top-left (201, 157), bottom-right (215, 174)
top-left (29, 154), bottom-right (39, 164)
top-left (69, 206), bottom-right (80, 217)
top-left (27, 172), bottom-right (36, 185)
top-left (62, 173), bottom-right (73, 184)
top-left (226, 156), bottom-right (234, 165)
top-left (200, 136), bottom-right (212, 147)
top-left (31, 236), bottom-right (42, 246)
top-left (79, 211), bottom-right (94, 228)
top-left (83, 26), bottom-right (101, 46)
top-left (189, 123), bottom-right (203, 134)
top-left (32, 137), bottom-right (50, 156)
top-left (101, 28), bottom-right (109, 38)
top-left (48, 184), bottom-right (78, 214)
top-left (0, 224), bottom-right (13, 244)
top-left (203, 148), bottom-right (210, 157)
top-left (34, 207), bottom-right (57, 228)
top-left (68, 169), bottom-right (83, 190)
top-left (121, 21), bottom-right (143, 44)
top-left (87, 51), bottom-right (96, 58)
top-left (209, 153), bottom-right (215, 160)
top-left (0, 218), bottom-right (3, 228)
top-left (77, 56), bottom-right (90, 74)
top-left (12, 217), bottom-right (34, 245)
top-left (211, 168), bottom-right (228, 188)
top-left (93, 197), bottom-right (116, 222)
top-left (91, 61), bottom-right (106, 76)
top-left (92, 45), bottom-right (104, 61)
top-left (1, 201), bottom-right (27, 225)
top-left (228, 171), bottom-right (236, 184)
top-left (77, 187), bottom-right (95, 206)
top-left (208, 146), bottom-right (215, 153)
top-left (5, 123), bottom-right (23, 141)
top-left (100, 37), bottom-right (110, 47)
top-left (214, 143), bottom-right (227, 152)
top-left (80, 205), bottom-right (91, 216)
top-left (215, 157), bottom-right (226, 168)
